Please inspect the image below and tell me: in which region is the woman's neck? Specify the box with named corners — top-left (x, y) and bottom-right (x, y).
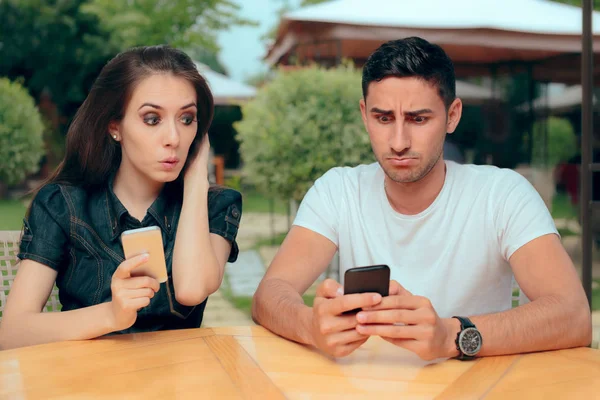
top-left (112, 162), bottom-right (164, 221)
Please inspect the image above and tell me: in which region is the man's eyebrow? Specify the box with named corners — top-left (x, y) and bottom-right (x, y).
top-left (370, 107), bottom-right (393, 114)
top-left (404, 108), bottom-right (434, 116)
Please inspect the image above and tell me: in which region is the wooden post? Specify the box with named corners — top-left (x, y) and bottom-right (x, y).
top-left (214, 155), bottom-right (225, 185)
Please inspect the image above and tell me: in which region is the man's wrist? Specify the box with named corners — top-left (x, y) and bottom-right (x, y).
top-left (443, 317), bottom-right (461, 358)
top-left (299, 305), bottom-right (318, 347)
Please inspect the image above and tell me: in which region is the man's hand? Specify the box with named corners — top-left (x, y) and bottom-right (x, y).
top-left (355, 281), bottom-right (460, 361)
top-left (309, 279), bottom-right (383, 357)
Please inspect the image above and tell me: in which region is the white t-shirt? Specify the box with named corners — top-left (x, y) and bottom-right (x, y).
top-left (293, 161), bottom-right (558, 318)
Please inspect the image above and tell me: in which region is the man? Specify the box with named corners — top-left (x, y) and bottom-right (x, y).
top-left (252, 37), bottom-right (591, 361)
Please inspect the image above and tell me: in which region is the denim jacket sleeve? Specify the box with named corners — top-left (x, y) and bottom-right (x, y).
top-left (207, 187), bottom-right (242, 263)
top-left (17, 184), bottom-right (70, 271)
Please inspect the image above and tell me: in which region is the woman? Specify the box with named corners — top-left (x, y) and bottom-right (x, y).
top-left (0, 45), bottom-right (242, 349)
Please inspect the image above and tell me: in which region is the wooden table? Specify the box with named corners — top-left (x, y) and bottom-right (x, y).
top-left (1, 326), bottom-right (599, 399)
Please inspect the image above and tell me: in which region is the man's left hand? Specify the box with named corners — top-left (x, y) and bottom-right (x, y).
top-left (355, 281), bottom-right (460, 361)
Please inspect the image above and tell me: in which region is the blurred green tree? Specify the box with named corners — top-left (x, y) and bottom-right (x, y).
top-left (0, 0), bottom-right (249, 119)
top-left (532, 117), bottom-right (578, 168)
top-left (0, 78), bottom-right (45, 193)
top-left (236, 63), bottom-right (373, 202)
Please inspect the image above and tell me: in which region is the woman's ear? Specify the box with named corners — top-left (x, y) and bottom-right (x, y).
top-left (108, 121), bottom-right (120, 141)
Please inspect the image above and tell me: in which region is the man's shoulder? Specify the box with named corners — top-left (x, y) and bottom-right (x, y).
top-left (451, 162), bottom-right (528, 188)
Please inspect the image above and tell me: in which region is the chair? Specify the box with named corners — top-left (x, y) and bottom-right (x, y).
top-left (0, 230), bottom-right (61, 319)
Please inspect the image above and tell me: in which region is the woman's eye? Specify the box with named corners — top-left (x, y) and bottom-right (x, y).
top-left (181, 115), bottom-right (196, 125)
top-left (143, 115), bottom-right (160, 126)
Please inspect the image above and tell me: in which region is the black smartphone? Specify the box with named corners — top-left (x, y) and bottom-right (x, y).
top-left (343, 265), bottom-right (390, 314)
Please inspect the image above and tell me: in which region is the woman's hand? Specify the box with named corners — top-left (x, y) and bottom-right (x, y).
top-left (184, 133), bottom-right (211, 193)
top-left (109, 254), bottom-right (160, 331)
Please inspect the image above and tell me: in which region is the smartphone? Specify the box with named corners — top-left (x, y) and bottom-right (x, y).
top-left (344, 265), bottom-right (390, 296)
top-left (343, 265), bottom-right (390, 313)
top-left (121, 226), bottom-right (168, 283)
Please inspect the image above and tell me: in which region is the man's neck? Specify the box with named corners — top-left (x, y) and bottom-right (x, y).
top-left (384, 159), bottom-right (447, 215)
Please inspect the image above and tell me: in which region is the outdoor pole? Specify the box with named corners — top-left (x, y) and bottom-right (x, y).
top-left (527, 65), bottom-right (536, 163)
top-left (581, 0), bottom-right (593, 308)
top-left (544, 83), bottom-right (550, 167)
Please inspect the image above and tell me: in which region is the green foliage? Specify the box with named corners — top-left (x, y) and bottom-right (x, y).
top-left (0, 0), bottom-right (111, 115)
top-left (0, 0), bottom-right (249, 136)
top-left (0, 199), bottom-right (28, 230)
top-left (550, 0), bottom-right (600, 10)
top-left (0, 78), bottom-right (45, 185)
top-left (300, 0), bottom-right (332, 5)
top-left (236, 64), bottom-right (373, 202)
top-left (532, 117), bottom-right (578, 167)
top-left (80, 0), bottom-right (253, 52)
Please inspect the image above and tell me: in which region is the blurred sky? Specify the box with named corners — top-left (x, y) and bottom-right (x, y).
top-left (217, 0), bottom-right (302, 82)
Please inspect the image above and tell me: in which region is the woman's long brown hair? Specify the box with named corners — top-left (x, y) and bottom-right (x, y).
top-left (38, 45), bottom-right (214, 192)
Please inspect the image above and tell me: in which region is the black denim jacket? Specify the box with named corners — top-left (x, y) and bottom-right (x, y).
top-left (18, 178), bottom-right (242, 334)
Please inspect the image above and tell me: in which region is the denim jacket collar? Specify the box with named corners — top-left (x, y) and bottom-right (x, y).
top-left (105, 174), bottom-right (179, 241)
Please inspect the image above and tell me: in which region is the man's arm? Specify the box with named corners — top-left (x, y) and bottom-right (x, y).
top-left (356, 234), bottom-right (592, 360)
top-left (252, 225), bottom-right (337, 344)
top-left (468, 233), bottom-right (591, 356)
top-left (252, 225), bottom-right (383, 357)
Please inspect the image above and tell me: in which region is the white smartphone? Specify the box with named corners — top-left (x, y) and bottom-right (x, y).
top-left (120, 226), bottom-right (168, 283)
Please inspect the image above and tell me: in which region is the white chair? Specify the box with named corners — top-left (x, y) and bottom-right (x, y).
top-left (0, 230), bottom-right (61, 319)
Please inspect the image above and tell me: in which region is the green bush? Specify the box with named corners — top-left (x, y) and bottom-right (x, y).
top-left (0, 78), bottom-right (45, 186)
top-left (532, 117), bottom-right (577, 167)
top-left (235, 64), bottom-right (374, 202)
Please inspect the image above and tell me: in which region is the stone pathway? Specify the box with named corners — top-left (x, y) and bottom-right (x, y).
top-left (201, 212), bottom-right (287, 327)
top-left (226, 250), bottom-right (266, 297)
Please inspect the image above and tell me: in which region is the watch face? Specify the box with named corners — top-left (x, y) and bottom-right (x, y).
top-left (459, 327), bottom-right (482, 356)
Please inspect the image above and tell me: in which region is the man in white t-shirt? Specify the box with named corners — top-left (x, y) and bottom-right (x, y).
top-left (252, 37), bottom-right (591, 361)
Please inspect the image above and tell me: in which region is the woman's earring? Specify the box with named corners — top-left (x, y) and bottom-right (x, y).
top-left (113, 135), bottom-right (117, 140)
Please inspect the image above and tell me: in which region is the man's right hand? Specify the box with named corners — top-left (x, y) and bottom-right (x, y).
top-left (109, 253), bottom-right (160, 331)
top-left (310, 279), bottom-right (383, 357)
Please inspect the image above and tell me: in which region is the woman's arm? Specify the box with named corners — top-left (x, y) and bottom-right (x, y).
top-left (0, 260), bottom-right (114, 350)
top-left (0, 254), bottom-right (159, 350)
top-left (171, 134), bottom-right (235, 306)
top-left (171, 183), bottom-right (233, 306)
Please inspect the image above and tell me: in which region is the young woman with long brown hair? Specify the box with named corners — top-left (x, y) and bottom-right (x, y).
top-left (0, 45), bottom-right (242, 349)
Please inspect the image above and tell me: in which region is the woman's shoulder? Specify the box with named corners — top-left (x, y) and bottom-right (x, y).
top-left (32, 182), bottom-right (93, 213)
top-left (208, 186), bottom-right (242, 204)
top-left (207, 186), bottom-right (242, 219)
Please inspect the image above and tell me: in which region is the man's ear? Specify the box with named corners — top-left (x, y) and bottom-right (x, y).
top-left (359, 98), bottom-right (368, 131)
top-left (446, 98), bottom-right (463, 134)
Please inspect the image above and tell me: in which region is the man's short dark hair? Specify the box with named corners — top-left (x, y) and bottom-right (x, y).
top-left (362, 37), bottom-right (456, 108)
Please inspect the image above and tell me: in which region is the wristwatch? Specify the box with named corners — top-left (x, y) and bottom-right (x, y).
top-left (452, 316), bottom-right (482, 360)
